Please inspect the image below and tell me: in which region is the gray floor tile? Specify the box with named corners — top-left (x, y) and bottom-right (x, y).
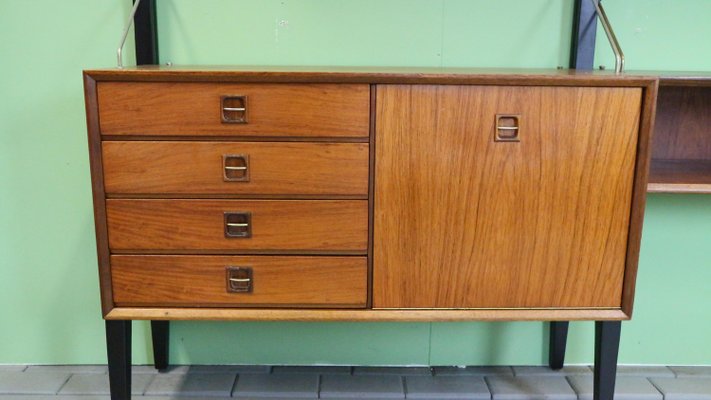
top-left (320, 374), bottom-right (405, 399)
top-left (567, 376), bottom-right (663, 400)
top-left (142, 397), bottom-right (234, 400)
top-left (0, 396), bottom-right (109, 400)
top-left (25, 365), bottom-right (107, 374)
top-left (0, 371), bottom-right (71, 395)
top-left (232, 373), bottom-right (318, 398)
top-left (272, 365), bottom-right (351, 374)
top-left (650, 377), bottom-right (711, 400)
top-left (513, 366), bottom-right (592, 376)
top-left (617, 366), bottom-right (675, 378)
top-left (434, 366), bottom-right (514, 377)
top-left (144, 372), bottom-right (237, 397)
top-left (186, 364), bottom-right (271, 374)
top-left (58, 372), bottom-right (154, 395)
top-left (134, 365), bottom-right (192, 374)
top-left (669, 366), bottom-right (711, 378)
top-left (354, 367), bottom-right (432, 376)
top-left (405, 375), bottom-right (490, 399)
top-left (0, 365), bottom-right (27, 372)
top-left (141, 397), bottom-right (233, 400)
top-left (487, 376), bottom-right (577, 400)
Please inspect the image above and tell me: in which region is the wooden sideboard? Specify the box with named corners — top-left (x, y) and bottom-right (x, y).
top-left (84, 67), bottom-right (658, 400)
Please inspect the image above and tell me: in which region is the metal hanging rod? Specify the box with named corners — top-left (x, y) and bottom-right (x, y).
top-left (592, 0), bottom-right (625, 74)
top-left (117, 0), bottom-right (143, 68)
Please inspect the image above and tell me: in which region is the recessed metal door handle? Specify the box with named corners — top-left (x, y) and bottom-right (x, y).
top-left (495, 114), bottom-right (521, 142)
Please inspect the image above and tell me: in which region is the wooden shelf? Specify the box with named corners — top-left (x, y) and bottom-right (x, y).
top-left (648, 159), bottom-right (711, 193)
top-left (648, 77), bottom-right (711, 194)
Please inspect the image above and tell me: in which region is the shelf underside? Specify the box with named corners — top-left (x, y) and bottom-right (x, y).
top-left (648, 159), bottom-right (711, 193)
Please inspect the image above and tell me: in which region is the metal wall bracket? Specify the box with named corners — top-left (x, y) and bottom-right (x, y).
top-left (117, 0), bottom-right (158, 68)
top-left (571, 0), bottom-right (624, 73)
top-left (592, 0), bottom-right (625, 74)
top-left (120, 0), bottom-right (622, 73)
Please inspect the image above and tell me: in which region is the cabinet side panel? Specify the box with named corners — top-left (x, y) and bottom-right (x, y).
top-left (374, 84), bottom-right (642, 309)
top-left (622, 82), bottom-right (658, 316)
top-left (84, 73), bottom-right (113, 316)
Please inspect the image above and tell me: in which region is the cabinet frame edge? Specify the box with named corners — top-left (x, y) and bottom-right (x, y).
top-left (105, 307), bottom-right (630, 322)
top-left (621, 80), bottom-right (659, 317)
top-left (84, 72), bottom-right (115, 317)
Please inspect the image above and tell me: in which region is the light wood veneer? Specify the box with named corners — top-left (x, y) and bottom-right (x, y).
top-left (374, 85), bottom-right (641, 309)
top-left (84, 67), bottom-right (658, 320)
top-left (102, 141), bottom-right (369, 197)
top-left (111, 255), bottom-right (367, 308)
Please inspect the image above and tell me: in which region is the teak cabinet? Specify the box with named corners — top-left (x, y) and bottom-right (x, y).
top-left (84, 67), bottom-right (658, 400)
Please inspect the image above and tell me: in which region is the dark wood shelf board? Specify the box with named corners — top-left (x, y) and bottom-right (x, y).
top-left (648, 159), bottom-right (711, 193)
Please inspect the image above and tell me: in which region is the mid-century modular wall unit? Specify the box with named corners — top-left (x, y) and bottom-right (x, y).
top-left (84, 66), bottom-right (658, 400)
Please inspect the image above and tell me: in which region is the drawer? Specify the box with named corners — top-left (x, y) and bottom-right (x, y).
top-left (111, 255), bottom-right (367, 307)
top-left (102, 141), bottom-right (369, 196)
top-left (106, 199), bottom-right (368, 252)
top-left (97, 82), bottom-right (370, 137)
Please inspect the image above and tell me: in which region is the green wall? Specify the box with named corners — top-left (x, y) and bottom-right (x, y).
top-left (1, 0), bottom-right (709, 366)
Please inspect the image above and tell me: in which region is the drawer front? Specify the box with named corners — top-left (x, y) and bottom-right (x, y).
top-left (106, 199), bottom-right (368, 252)
top-left (111, 255), bottom-right (367, 307)
top-left (97, 82), bottom-right (370, 137)
top-left (102, 141), bottom-right (369, 196)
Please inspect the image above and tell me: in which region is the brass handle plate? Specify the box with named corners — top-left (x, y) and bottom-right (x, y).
top-left (224, 212), bottom-right (252, 238)
top-left (226, 266), bottom-right (253, 293)
top-left (223, 154), bottom-right (250, 182)
top-left (495, 114), bottom-right (521, 142)
top-left (221, 95), bottom-right (248, 123)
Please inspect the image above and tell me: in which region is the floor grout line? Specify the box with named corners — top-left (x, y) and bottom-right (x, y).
top-left (1, 365), bottom-right (711, 397)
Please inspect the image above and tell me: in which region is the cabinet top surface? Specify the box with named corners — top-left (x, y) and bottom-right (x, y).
top-left (84, 65), bottom-right (665, 86)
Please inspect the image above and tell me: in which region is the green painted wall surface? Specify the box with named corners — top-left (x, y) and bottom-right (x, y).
top-left (0, 0), bottom-right (709, 366)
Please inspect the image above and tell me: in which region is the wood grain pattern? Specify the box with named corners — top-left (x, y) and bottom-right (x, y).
top-left (111, 255), bottom-right (366, 307)
top-left (85, 66), bottom-right (656, 87)
top-left (105, 307), bottom-right (629, 322)
top-left (102, 141), bottom-right (369, 196)
top-left (84, 73), bottom-right (114, 316)
top-left (374, 85), bottom-right (642, 309)
top-left (106, 199), bottom-right (368, 252)
top-left (620, 82), bottom-right (657, 317)
top-left (98, 82), bottom-right (370, 137)
top-left (652, 86), bottom-right (711, 161)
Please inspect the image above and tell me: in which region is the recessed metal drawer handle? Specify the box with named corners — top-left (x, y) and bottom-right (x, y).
top-left (223, 154), bottom-right (250, 182)
top-left (224, 212), bottom-right (252, 238)
top-left (496, 126), bottom-right (519, 130)
top-left (226, 266), bottom-right (253, 293)
top-left (221, 96), bottom-right (248, 124)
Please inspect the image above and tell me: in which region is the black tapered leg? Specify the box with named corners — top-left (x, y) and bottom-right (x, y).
top-left (151, 320), bottom-right (170, 371)
top-left (106, 320), bottom-right (132, 400)
top-left (594, 321), bottom-right (621, 400)
top-left (549, 321), bottom-right (570, 370)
